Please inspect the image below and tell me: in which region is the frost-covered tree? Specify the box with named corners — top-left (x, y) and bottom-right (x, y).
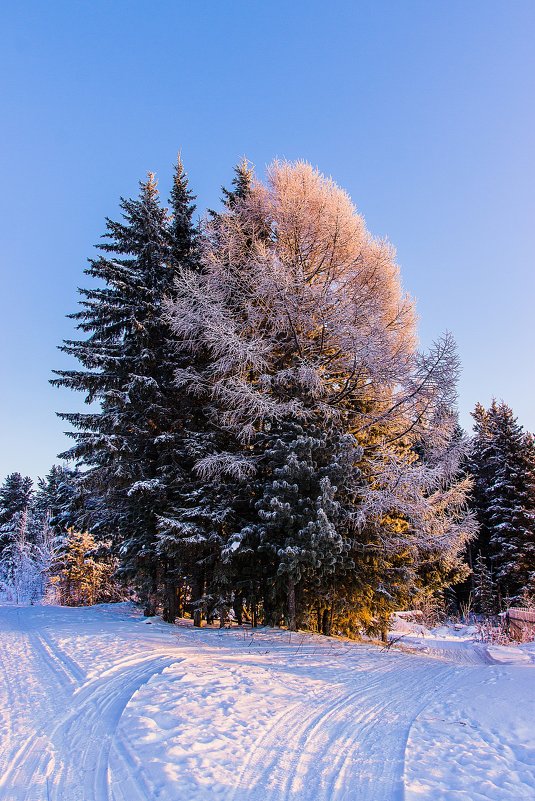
top-left (166, 160), bottom-right (474, 631)
top-left (52, 163), bottom-right (199, 614)
top-left (156, 161), bottom-right (255, 625)
top-left (0, 470), bottom-right (74, 602)
top-left (468, 401), bottom-right (535, 604)
top-left (0, 508), bottom-right (42, 603)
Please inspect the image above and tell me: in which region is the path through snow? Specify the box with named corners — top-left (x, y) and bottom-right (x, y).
top-left (0, 604), bottom-right (533, 800)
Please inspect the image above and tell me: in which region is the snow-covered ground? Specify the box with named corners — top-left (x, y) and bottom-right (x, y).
top-left (0, 604), bottom-right (533, 801)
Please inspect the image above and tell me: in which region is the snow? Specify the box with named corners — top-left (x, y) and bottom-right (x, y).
top-left (0, 603), bottom-right (534, 801)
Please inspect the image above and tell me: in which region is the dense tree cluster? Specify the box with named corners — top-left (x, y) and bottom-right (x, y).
top-left (46, 157), bottom-right (482, 635)
top-left (0, 467), bottom-right (76, 601)
top-left (2, 156), bottom-right (531, 629)
top-left (467, 401), bottom-right (535, 610)
top-left (0, 466), bottom-right (120, 605)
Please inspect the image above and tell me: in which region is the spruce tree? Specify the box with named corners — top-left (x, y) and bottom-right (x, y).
top-left (52, 166), bottom-right (198, 614)
top-left (31, 465), bottom-right (80, 534)
top-left (224, 421), bottom-right (358, 630)
top-left (468, 401), bottom-right (535, 604)
top-left (0, 473), bottom-right (33, 554)
top-left (219, 157), bottom-right (254, 210)
top-left (157, 160), bottom-right (254, 625)
top-left (0, 473), bottom-right (33, 527)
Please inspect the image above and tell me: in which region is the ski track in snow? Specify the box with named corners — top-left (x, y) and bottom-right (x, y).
top-left (0, 604), bottom-right (533, 801)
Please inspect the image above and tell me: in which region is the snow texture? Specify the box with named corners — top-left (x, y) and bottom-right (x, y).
top-left (0, 603), bottom-right (533, 801)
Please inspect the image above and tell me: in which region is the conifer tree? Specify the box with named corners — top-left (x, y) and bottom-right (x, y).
top-left (157, 160), bottom-right (254, 625)
top-left (52, 166), bottom-right (198, 614)
top-left (31, 465), bottom-right (80, 536)
top-left (468, 401), bottom-right (535, 603)
top-left (219, 157), bottom-right (254, 210)
top-left (0, 473), bottom-right (33, 527)
top-left (0, 473), bottom-right (33, 554)
top-left (223, 421), bottom-right (359, 630)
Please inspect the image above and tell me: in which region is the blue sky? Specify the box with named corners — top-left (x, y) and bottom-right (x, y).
top-left (1, 1), bottom-right (534, 481)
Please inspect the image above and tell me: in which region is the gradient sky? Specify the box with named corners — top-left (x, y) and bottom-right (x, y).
top-left (1, 1), bottom-right (534, 481)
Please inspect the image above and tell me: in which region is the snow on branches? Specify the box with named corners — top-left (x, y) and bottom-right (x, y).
top-left (166, 162), bottom-right (473, 575)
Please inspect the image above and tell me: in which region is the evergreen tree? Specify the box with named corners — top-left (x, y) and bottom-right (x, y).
top-left (219, 157), bottom-right (254, 211)
top-left (52, 166), bottom-right (198, 614)
top-left (0, 473), bottom-right (33, 554)
top-left (468, 401), bottom-right (535, 604)
top-left (0, 473), bottom-right (33, 527)
top-left (224, 421), bottom-right (358, 630)
top-left (169, 154), bottom-right (198, 269)
top-left (157, 160), bottom-right (254, 625)
top-left (31, 465), bottom-right (80, 536)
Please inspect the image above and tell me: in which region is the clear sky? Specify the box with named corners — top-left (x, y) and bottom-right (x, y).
top-left (1, 0), bottom-right (534, 481)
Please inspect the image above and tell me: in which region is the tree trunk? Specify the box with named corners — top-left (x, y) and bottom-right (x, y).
top-left (287, 577), bottom-right (297, 631)
top-left (219, 605), bottom-right (228, 628)
top-left (232, 593), bottom-right (243, 626)
top-left (322, 607), bottom-right (331, 636)
top-left (176, 582), bottom-right (184, 619)
top-left (163, 581), bottom-right (178, 624)
top-left (191, 572), bottom-right (203, 628)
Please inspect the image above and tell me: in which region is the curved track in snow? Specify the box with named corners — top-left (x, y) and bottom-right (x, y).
top-left (0, 608), bottom-right (182, 801)
top-left (227, 652), bottom-right (461, 801)
top-left (0, 605), bottom-right (533, 801)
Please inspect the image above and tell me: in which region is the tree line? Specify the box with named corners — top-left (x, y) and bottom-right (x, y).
top-left (1, 157), bottom-right (533, 631)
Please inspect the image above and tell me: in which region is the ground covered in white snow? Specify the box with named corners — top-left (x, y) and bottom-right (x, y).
top-left (0, 604), bottom-right (533, 801)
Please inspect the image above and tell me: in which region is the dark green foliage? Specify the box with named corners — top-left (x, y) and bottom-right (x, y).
top-left (32, 465), bottom-right (82, 534)
top-left (468, 401), bottom-right (535, 604)
top-left (0, 473), bottom-right (33, 526)
top-left (0, 473), bottom-right (33, 552)
top-left (224, 421), bottom-right (360, 630)
top-left (52, 163), bottom-right (199, 614)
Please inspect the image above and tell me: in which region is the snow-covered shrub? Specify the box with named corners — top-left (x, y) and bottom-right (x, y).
top-left (476, 619), bottom-right (512, 645)
top-left (410, 595), bottom-right (446, 628)
top-left (475, 616), bottom-right (534, 645)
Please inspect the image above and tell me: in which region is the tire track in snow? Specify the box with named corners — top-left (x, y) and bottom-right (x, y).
top-left (0, 614), bottom-right (78, 801)
top-left (228, 666), bottom-right (390, 801)
top-left (108, 733), bottom-right (155, 801)
top-left (28, 632), bottom-right (84, 690)
top-left (1, 654), bottom-right (183, 801)
top-left (229, 655), bottom-right (462, 801)
top-left (324, 662), bottom-right (462, 801)
top-left (35, 629), bottom-right (87, 684)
